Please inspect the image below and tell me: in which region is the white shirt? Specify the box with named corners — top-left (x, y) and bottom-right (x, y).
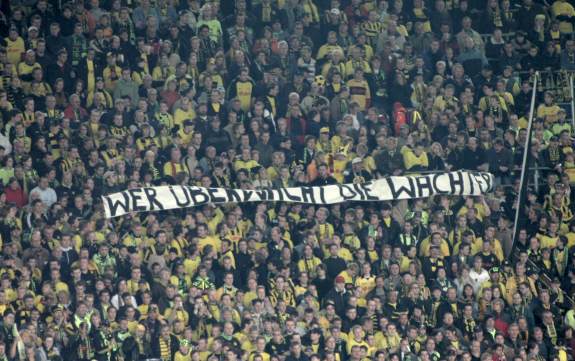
top-left (0, 132), bottom-right (12, 155)
top-left (469, 268), bottom-right (490, 293)
top-left (29, 186), bottom-right (57, 208)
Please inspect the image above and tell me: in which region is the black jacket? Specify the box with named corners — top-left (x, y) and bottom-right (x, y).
top-left (122, 335), bottom-right (153, 361)
top-left (461, 147), bottom-right (487, 170)
top-left (323, 256), bottom-right (347, 282)
top-left (374, 149), bottom-right (404, 176)
top-left (151, 334), bottom-right (179, 361)
top-left (323, 288), bottom-right (350, 316)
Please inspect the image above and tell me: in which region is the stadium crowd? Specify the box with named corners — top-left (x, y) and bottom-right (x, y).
top-left (1, 0), bottom-right (575, 360)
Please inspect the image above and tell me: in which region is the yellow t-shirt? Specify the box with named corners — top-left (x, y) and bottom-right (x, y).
top-left (297, 257), bottom-right (322, 276)
top-left (17, 61), bottom-right (41, 80)
top-left (332, 158), bottom-right (348, 183)
top-left (338, 247), bottom-right (354, 262)
top-left (175, 351), bottom-right (192, 361)
top-left (419, 237), bottom-right (451, 257)
top-left (346, 78), bottom-right (371, 111)
top-left (235, 81), bottom-right (253, 111)
top-left (537, 104), bottom-right (561, 122)
top-left (174, 108), bottom-right (196, 129)
top-left (103, 65), bottom-right (122, 91)
top-left (344, 60), bottom-right (372, 79)
top-left (177, 128), bottom-right (194, 145)
top-left (552, 1), bottom-right (575, 33)
top-left (537, 233), bottom-right (560, 250)
top-left (184, 257), bottom-right (201, 277)
top-left (355, 276), bottom-right (376, 296)
top-left (401, 146), bottom-right (429, 170)
top-left (471, 238), bottom-right (505, 261)
top-left (197, 235), bottom-right (222, 253)
top-left (5, 37), bottom-right (25, 64)
top-left (316, 44), bottom-right (344, 60)
top-left (234, 159), bottom-right (260, 172)
top-left (163, 161), bottom-right (185, 177)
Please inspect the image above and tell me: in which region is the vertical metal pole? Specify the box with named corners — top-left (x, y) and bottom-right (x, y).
top-left (510, 72), bottom-right (539, 256)
top-left (570, 74), bottom-right (575, 130)
top-left (534, 167), bottom-right (539, 194)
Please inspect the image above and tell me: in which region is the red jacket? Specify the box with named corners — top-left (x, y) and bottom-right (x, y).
top-left (4, 187), bottom-right (27, 208)
top-left (63, 105), bottom-right (88, 122)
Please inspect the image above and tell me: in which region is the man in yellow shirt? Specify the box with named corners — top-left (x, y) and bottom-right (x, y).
top-left (298, 244), bottom-right (322, 278)
top-left (552, 0), bottom-right (575, 34)
top-left (537, 91), bottom-right (561, 124)
top-left (234, 147), bottom-right (260, 173)
top-left (163, 146), bottom-right (185, 179)
top-left (196, 223), bottom-right (222, 253)
top-left (317, 31), bottom-right (344, 61)
top-left (17, 50), bottom-right (41, 88)
top-left (472, 226), bottom-right (505, 262)
top-left (347, 68), bottom-right (371, 112)
top-left (176, 120), bottom-right (195, 145)
top-left (402, 143), bottom-right (429, 171)
top-left (174, 97), bottom-right (196, 130)
top-left (5, 26), bottom-right (25, 65)
top-left (344, 47), bottom-right (372, 79)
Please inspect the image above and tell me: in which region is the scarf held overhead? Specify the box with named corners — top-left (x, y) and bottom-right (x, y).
top-left (102, 171), bottom-right (494, 218)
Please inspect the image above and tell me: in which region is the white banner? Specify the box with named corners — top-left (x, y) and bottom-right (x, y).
top-left (102, 171), bottom-right (494, 218)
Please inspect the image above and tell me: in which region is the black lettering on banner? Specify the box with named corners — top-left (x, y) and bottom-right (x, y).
top-left (128, 189), bottom-right (147, 211)
top-left (486, 174), bottom-right (493, 191)
top-left (415, 175), bottom-right (433, 197)
top-left (169, 186), bottom-right (191, 207)
top-left (466, 172), bottom-right (475, 194)
top-left (319, 186), bottom-right (327, 203)
top-left (449, 172), bottom-right (464, 195)
top-left (103, 171), bottom-right (495, 218)
top-left (283, 188), bottom-right (302, 201)
top-left (474, 174), bottom-right (484, 193)
top-left (207, 188), bottom-right (227, 203)
top-left (352, 183), bottom-right (366, 200)
top-left (268, 189), bottom-right (276, 200)
top-left (242, 190), bottom-right (253, 201)
top-left (226, 189), bottom-right (243, 202)
top-left (386, 176), bottom-right (416, 199)
top-left (143, 187), bottom-right (164, 210)
top-left (255, 189), bottom-right (268, 201)
top-left (432, 174), bottom-right (449, 194)
top-left (189, 187), bottom-right (209, 205)
top-left (273, 189), bottom-right (284, 201)
top-left (360, 182), bottom-right (378, 200)
top-left (105, 191), bottom-right (131, 217)
top-left (339, 184), bottom-right (357, 200)
top-left (301, 187), bottom-right (316, 203)
top-left (479, 172), bottom-right (493, 192)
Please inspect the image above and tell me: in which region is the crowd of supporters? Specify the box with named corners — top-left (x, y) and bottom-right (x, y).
top-left (0, 0), bottom-right (575, 360)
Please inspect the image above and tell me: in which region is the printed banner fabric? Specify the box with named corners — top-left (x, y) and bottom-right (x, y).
top-left (102, 171), bottom-right (494, 218)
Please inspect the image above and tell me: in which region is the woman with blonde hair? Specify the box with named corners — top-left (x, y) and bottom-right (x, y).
top-left (428, 142), bottom-right (446, 170)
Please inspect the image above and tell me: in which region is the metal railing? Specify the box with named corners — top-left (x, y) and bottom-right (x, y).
top-left (512, 247), bottom-right (575, 308)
